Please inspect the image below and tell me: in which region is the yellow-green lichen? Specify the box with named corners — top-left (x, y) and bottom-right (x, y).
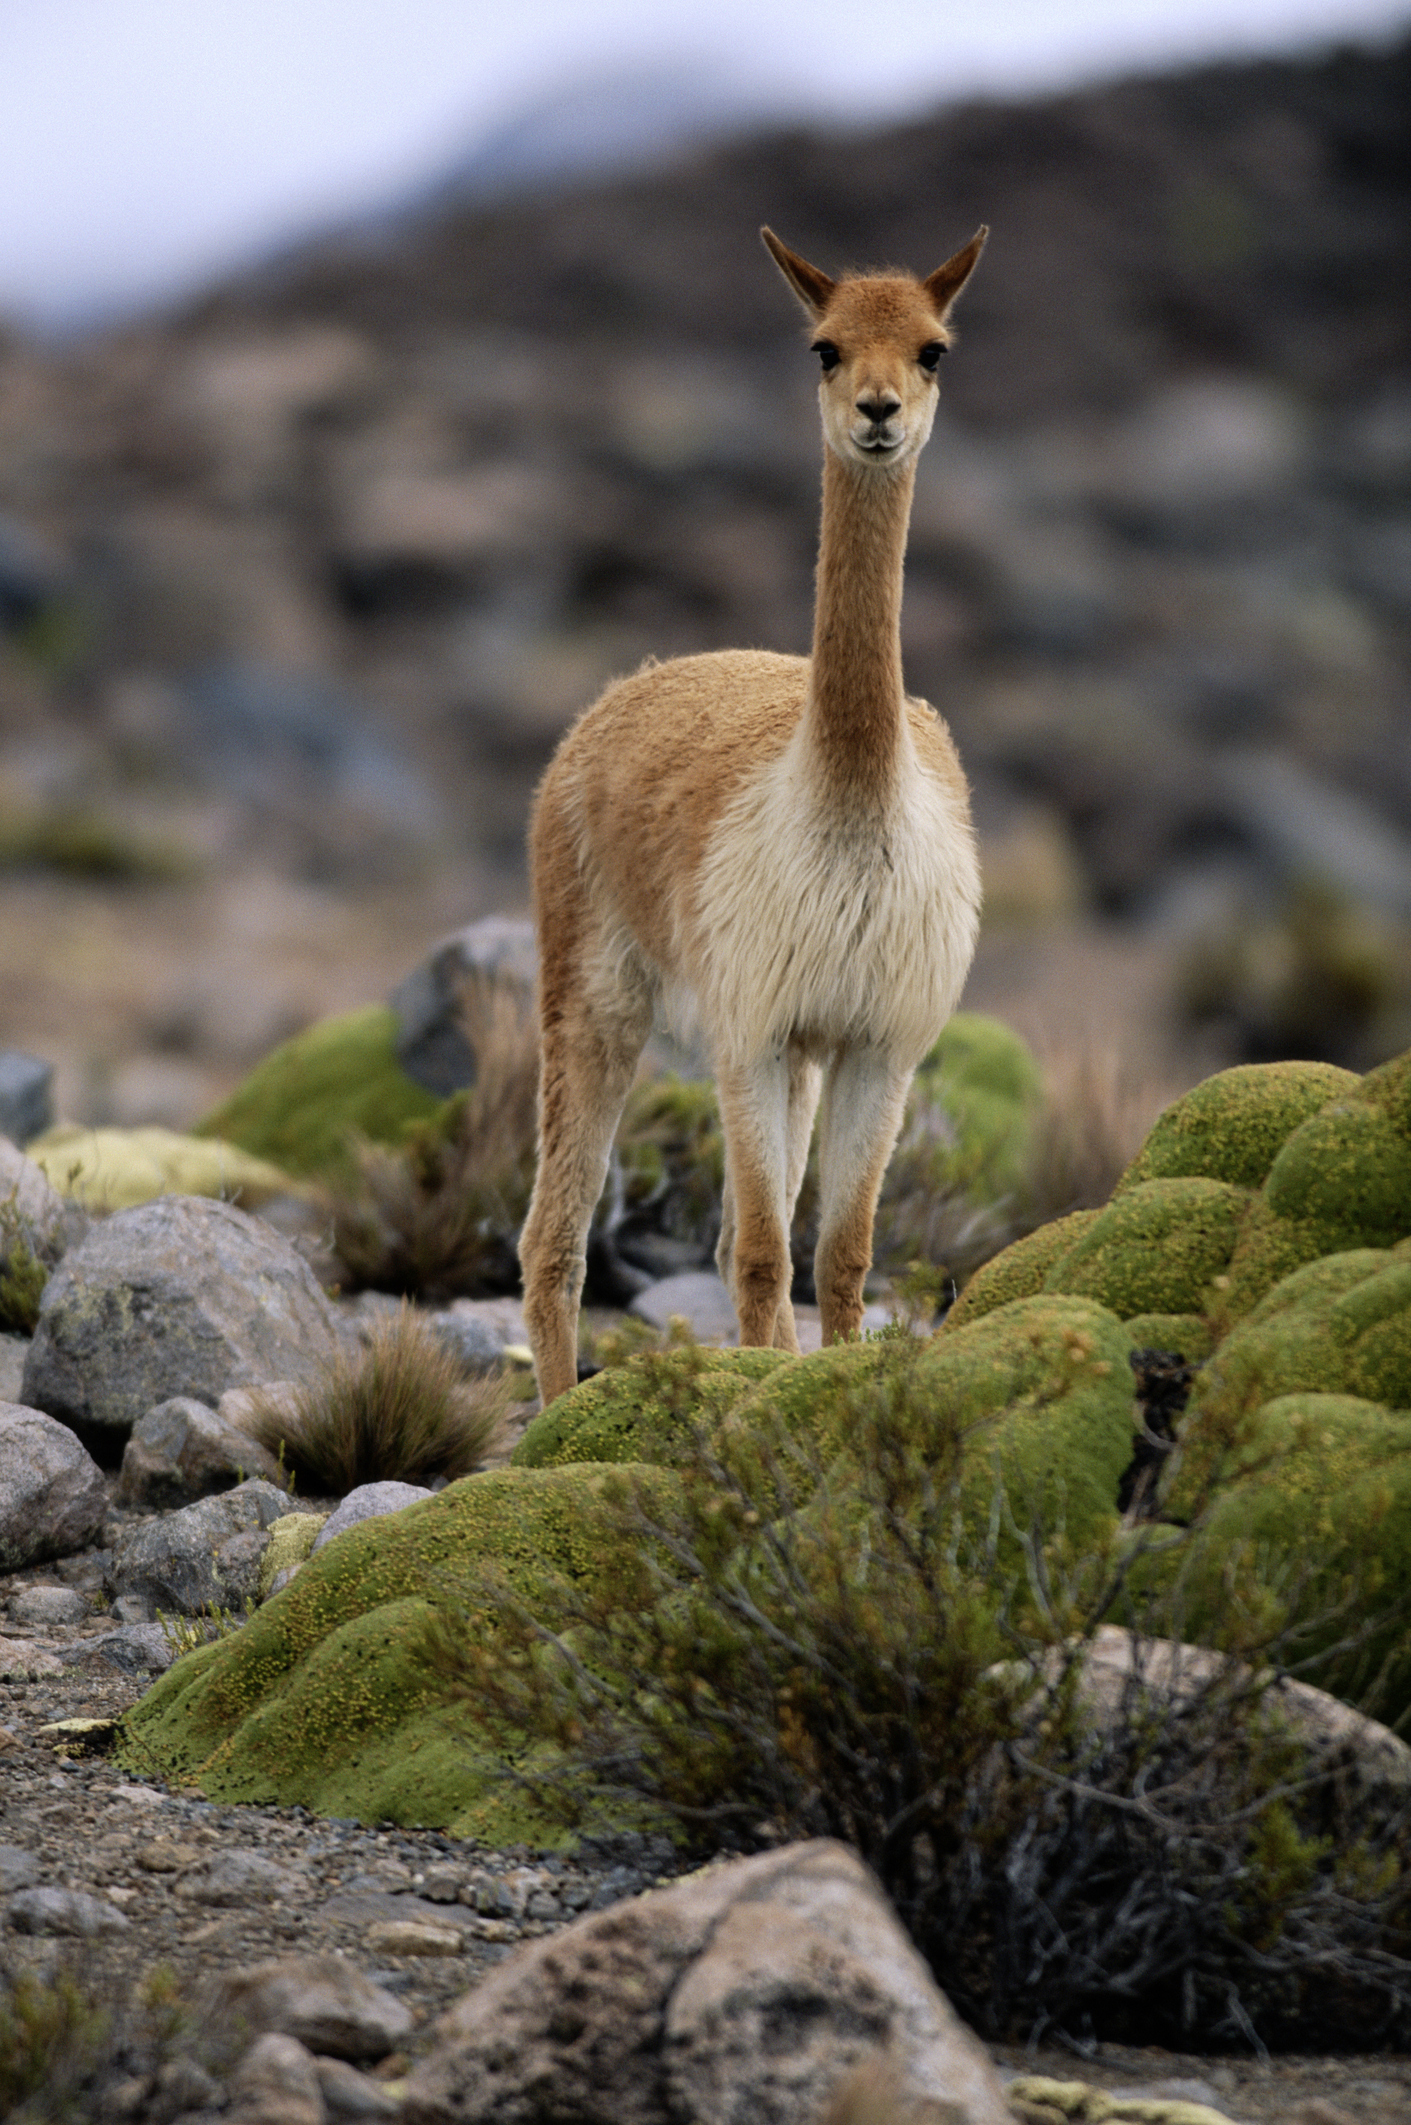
top-left (514, 1345), bottom-right (792, 1470)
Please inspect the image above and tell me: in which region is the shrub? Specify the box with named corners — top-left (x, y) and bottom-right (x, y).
top-left (417, 1351), bottom-right (1411, 2050)
top-left (242, 1302), bottom-right (506, 1491)
top-left (0, 1956), bottom-right (110, 2121)
top-left (326, 977), bottom-right (539, 1299)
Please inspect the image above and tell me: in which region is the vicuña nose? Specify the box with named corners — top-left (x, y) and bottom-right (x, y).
top-left (856, 393), bottom-right (900, 425)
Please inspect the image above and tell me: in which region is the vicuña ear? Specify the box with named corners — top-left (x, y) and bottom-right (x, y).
top-left (760, 227), bottom-right (837, 320)
top-left (923, 227), bottom-right (989, 315)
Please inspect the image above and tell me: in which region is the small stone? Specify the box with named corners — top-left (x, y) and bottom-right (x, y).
top-left (75, 1622), bottom-right (175, 1675)
top-left (364, 1918), bottom-right (464, 1957)
top-left (419, 1863), bottom-right (463, 1904)
top-left (312, 1482), bottom-right (434, 1552)
top-left (0, 1404), bottom-right (107, 1571)
top-left (7, 1885), bottom-right (131, 1936)
top-left (135, 1838), bottom-right (201, 1873)
top-left (8, 1583), bottom-right (86, 1628)
top-left (179, 1848), bottom-right (307, 1906)
top-left (208, 1954), bottom-right (413, 2063)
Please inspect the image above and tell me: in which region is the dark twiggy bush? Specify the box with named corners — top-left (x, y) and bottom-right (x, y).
top-left (415, 1343), bottom-right (1411, 2050)
top-left (244, 1301), bottom-right (506, 1491)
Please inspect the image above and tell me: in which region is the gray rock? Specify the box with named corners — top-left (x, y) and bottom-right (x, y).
top-left (21, 1195), bottom-right (343, 1444)
top-left (312, 1481), bottom-right (433, 1552)
top-left (390, 915), bottom-right (537, 1095)
top-left (226, 2031), bottom-right (326, 2125)
top-left (7, 1885), bottom-right (130, 1937)
top-left (8, 1583), bottom-right (86, 1628)
top-left (0, 1845), bottom-right (40, 1894)
top-left (206, 1953), bottom-right (414, 2062)
top-left (111, 1478), bottom-right (298, 1615)
top-left (119, 1394), bottom-right (287, 1508)
top-left (426, 1304), bottom-right (510, 1373)
top-left (0, 1053), bottom-right (54, 1147)
top-left (630, 1270), bottom-right (738, 1343)
top-left (0, 1404), bottom-right (107, 1570)
top-left (178, 1848), bottom-right (308, 1906)
top-left (400, 1840), bottom-right (1011, 2125)
top-left (73, 1621), bottom-right (176, 1675)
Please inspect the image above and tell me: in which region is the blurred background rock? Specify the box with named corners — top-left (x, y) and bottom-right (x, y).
top-left (0, 23), bottom-right (1408, 1128)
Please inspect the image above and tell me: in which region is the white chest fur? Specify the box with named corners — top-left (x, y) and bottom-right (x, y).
top-left (691, 723), bottom-right (980, 1068)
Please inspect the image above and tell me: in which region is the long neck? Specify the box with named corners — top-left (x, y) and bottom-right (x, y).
top-left (806, 448), bottom-right (916, 800)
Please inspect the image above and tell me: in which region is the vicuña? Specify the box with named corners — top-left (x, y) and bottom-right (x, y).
top-left (520, 224), bottom-right (987, 1403)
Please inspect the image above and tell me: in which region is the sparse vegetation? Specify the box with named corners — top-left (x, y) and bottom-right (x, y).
top-left (327, 977), bottom-right (539, 1298)
top-left (0, 1188), bottom-right (47, 1335)
top-left (0, 1955), bottom-right (112, 2123)
top-left (243, 1301), bottom-right (507, 1491)
top-left (416, 1341), bottom-right (1411, 2049)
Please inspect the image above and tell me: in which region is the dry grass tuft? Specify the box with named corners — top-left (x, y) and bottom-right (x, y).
top-left (1018, 1043), bottom-right (1167, 1226)
top-left (328, 974), bottom-right (539, 1300)
top-left (242, 1302), bottom-right (508, 1492)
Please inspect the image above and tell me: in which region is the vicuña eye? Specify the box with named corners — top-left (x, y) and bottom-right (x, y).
top-left (918, 342), bottom-right (946, 372)
top-left (812, 341), bottom-right (841, 373)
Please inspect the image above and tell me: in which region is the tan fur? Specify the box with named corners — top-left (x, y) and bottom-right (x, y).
top-left (520, 225), bottom-right (988, 1402)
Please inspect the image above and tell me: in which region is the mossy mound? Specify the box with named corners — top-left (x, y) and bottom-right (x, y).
top-left (27, 1125), bottom-right (297, 1211)
top-left (514, 1346), bottom-right (791, 1470)
top-left (117, 1466), bottom-right (668, 1839)
top-left (1121, 1313), bottom-right (1214, 1365)
top-left (1042, 1178), bottom-right (1250, 1320)
top-left (194, 1006), bottom-right (442, 1182)
top-left (1115, 1060), bottom-right (1358, 1193)
top-left (944, 1209), bottom-right (1101, 1331)
top-left (911, 1011), bottom-right (1044, 1188)
top-left (1190, 1248), bottom-right (1411, 1431)
top-left (1160, 1390), bottom-right (1411, 1710)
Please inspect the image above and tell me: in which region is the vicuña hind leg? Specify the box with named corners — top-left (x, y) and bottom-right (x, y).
top-left (715, 1052), bottom-right (802, 1351)
top-left (814, 1046), bottom-right (912, 1347)
top-left (521, 987), bottom-right (649, 1405)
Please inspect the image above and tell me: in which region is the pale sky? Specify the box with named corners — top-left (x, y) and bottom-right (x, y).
top-left (1, 0), bottom-right (1407, 332)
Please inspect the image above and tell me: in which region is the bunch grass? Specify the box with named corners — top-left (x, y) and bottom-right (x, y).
top-left (242, 1301), bottom-right (507, 1492)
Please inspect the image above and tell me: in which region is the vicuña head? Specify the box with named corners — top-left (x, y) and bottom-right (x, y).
top-left (519, 224), bottom-right (988, 1406)
top-left (761, 225), bottom-right (987, 473)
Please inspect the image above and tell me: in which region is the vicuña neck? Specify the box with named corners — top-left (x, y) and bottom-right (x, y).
top-left (806, 449), bottom-right (916, 800)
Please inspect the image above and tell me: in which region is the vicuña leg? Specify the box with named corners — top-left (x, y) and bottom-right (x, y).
top-left (715, 1051), bottom-right (806, 1351)
top-left (520, 974), bottom-right (649, 1406)
top-left (814, 1046), bottom-right (913, 1346)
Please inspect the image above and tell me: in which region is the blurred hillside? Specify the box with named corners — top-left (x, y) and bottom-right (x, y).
top-left (1, 32), bottom-right (1409, 1126)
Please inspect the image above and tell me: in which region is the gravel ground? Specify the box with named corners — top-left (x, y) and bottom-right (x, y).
top-left (4, 1545), bottom-right (1411, 2120)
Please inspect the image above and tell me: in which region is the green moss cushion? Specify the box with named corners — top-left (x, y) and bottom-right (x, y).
top-left (1120, 1313), bottom-right (1214, 1365)
top-left (1191, 1249), bottom-right (1411, 1430)
top-left (1042, 1178), bottom-right (1250, 1320)
top-left (1161, 1391), bottom-right (1411, 1711)
top-left (944, 1210), bottom-right (1101, 1331)
top-left (514, 1346), bottom-right (792, 1469)
top-left (117, 1466), bottom-right (668, 1839)
top-left (1116, 1061), bottom-right (1357, 1194)
top-left (194, 1005), bottom-right (442, 1181)
top-left (911, 1012), bottom-right (1043, 1187)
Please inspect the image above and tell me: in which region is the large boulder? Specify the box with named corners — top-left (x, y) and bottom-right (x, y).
top-left (389, 915), bottom-right (537, 1096)
top-left (0, 1403), bottom-right (107, 1569)
top-left (110, 1478), bottom-right (300, 1617)
top-left (400, 1841), bottom-right (1011, 2125)
top-left (21, 1195), bottom-right (344, 1448)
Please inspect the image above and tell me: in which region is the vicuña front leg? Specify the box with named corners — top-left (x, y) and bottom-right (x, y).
top-left (716, 1053), bottom-right (799, 1351)
top-left (520, 1002), bottom-right (645, 1405)
top-left (814, 1046), bottom-right (913, 1346)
